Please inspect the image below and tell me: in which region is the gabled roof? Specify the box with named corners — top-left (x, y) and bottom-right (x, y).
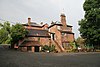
top-left (22, 22), bottom-right (42, 28)
top-left (22, 22), bottom-right (49, 28)
top-left (26, 29), bottom-right (50, 38)
top-left (48, 21), bottom-right (62, 28)
top-left (42, 23), bottom-right (48, 27)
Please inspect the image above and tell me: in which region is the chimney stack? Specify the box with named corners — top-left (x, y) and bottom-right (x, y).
top-left (28, 17), bottom-right (31, 26)
top-left (60, 13), bottom-right (67, 30)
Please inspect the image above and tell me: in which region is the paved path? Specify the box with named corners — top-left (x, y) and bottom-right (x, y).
top-left (0, 47), bottom-right (100, 67)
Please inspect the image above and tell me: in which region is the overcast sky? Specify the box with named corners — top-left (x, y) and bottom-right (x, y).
top-left (0, 0), bottom-right (85, 39)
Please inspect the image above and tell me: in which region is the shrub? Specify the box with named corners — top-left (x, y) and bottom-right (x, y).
top-left (49, 45), bottom-right (55, 52)
top-left (41, 45), bottom-right (55, 52)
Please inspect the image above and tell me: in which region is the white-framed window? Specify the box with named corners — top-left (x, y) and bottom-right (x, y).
top-left (57, 26), bottom-right (60, 30)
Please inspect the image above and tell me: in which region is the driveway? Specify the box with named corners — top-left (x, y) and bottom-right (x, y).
top-left (0, 46), bottom-right (100, 67)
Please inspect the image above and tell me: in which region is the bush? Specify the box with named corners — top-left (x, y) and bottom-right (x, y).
top-left (49, 45), bottom-right (55, 52)
top-left (41, 45), bottom-right (55, 52)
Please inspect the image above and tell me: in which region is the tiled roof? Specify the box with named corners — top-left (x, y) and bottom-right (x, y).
top-left (30, 22), bottom-right (41, 26)
top-left (22, 22), bottom-right (42, 27)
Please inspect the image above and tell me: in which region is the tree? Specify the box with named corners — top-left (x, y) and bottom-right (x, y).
top-left (79, 0), bottom-right (100, 48)
top-left (0, 22), bottom-right (28, 48)
top-left (11, 24), bottom-right (28, 48)
top-left (75, 37), bottom-right (85, 48)
top-left (0, 22), bottom-right (11, 44)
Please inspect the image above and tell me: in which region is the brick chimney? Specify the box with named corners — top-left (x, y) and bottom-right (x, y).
top-left (28, 17), bottom-right (31, 26)
top-left (60, 13), bottom-right (67, 30)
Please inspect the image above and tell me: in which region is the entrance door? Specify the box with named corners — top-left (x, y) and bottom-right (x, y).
top-left (34, 46), bottom-right (39, 52)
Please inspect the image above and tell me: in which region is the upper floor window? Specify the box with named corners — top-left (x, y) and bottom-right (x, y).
top-left (57, 26), bottom-right (60, 30)
top-left (62, 33), bottom-right (65, 37)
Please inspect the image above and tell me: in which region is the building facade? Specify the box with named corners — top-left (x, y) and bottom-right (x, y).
top-left (19, 13), bottom-right (75, 52)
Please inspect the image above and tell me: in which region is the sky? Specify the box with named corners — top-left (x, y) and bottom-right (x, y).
top-left (0, 0), bottom-right (85, 39)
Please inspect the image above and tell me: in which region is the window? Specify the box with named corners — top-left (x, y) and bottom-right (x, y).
top-left (62, 33), bottom-right (65, 36)
top-left (51, 34), bottom-right (55, 40)
top-left (57, 26), bottom-right (60, 30)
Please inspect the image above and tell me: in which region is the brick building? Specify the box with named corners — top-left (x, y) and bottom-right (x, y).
top-left (19, 13), bottom-right (75, 52)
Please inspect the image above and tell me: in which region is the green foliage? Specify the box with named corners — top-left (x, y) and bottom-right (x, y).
top-left (0, 22), bottom-right (11, 44)
top-left (0, 22), bottom-right (28, 48)
top-left (49, 45), bottom-right (55, 52)
top-left (79, 0), bottom-right (100, 47)
top-left (11, 24), bottom-right (28, 47)
top-left (75, 37), bottom-right (85, 48)
top-left (83, 0), bottom-right (100, 11)
top-left (41, 45), bottom-right (55, 52)
top-left (0, 28), bottom-right (8, 44)
top-left (42, 45), bottom-right (49, 51)
top-left (68, 42), bottom-right (79, 52)
top-left (69, 42), bottom-right (77, 49)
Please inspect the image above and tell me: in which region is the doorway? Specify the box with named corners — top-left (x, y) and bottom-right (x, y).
top-left (34, 46), bottom-right (39, 52)
top-left (27, 46), bottom-right (32, 51)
